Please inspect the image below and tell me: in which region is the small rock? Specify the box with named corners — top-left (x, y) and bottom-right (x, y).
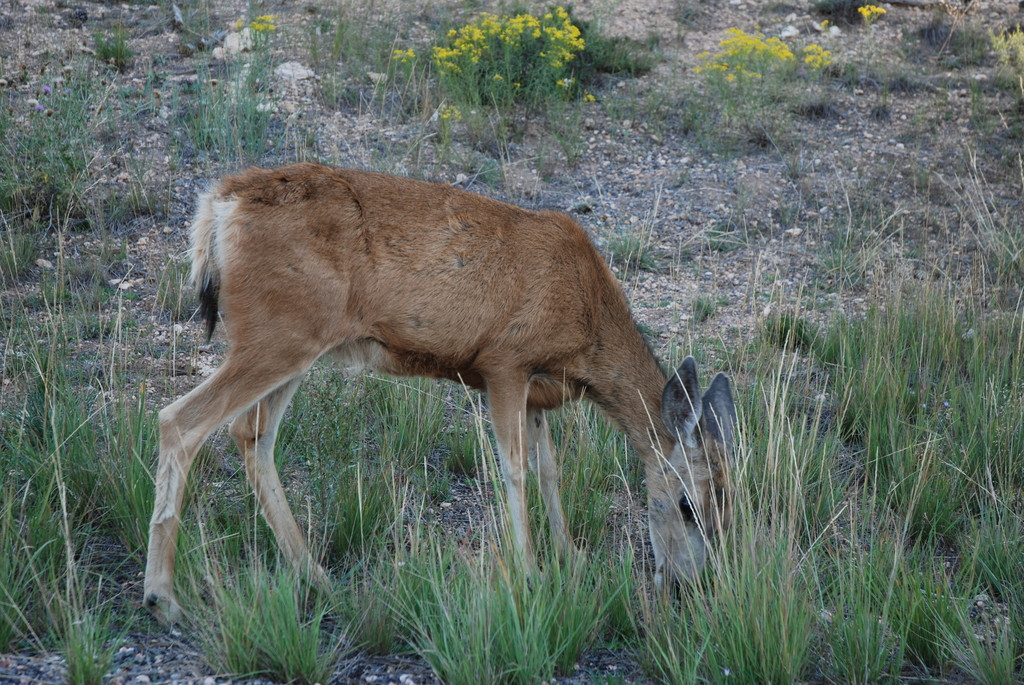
top-left (780, 25), bottom-right (799, 39)
top-left (219, 29), bottom-right (253, 57)
top-left (35, 258), bottom-right (53, 269)
top-left (69, 8), bottom-right (88, 27)
top-left (275, 61), bottom-right (315, 81)
top-left (784, 228), bottom-right (803, 237)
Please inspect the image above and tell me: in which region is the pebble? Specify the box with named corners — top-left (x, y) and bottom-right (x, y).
top-left (275, 61), bottom-right (316, 81)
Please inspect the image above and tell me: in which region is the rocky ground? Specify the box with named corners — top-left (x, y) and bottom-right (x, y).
top-left (1, 0), bottom-right (1022, 682)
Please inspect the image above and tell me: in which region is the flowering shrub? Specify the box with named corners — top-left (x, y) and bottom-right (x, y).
top-left (695, 29), bottom-right (794, 83)
top-left (695, 29), bottom-right (830, 84)
top-left (802, 44), bottom-right (833, 70)
top-left (428, 7), bottom-right (585, 110)
top-left (857, 5), bottom-right (886, 25)
top-left (235, 14), bottom-right (278, 32)
top-left (688, 28), bottom-right (834, 150)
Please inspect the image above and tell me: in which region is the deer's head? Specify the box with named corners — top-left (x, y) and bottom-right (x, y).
top-left (649, 356), bottom-right (737, 586)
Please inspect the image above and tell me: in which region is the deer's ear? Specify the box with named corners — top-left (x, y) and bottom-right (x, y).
top-left (701, 373), bottom-right (736, 456)
top-left (662, 356), bottom-right (702, 448)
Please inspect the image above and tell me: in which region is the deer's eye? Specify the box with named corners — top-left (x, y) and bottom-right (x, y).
top-left (678, 494), bottom-right (696, 523)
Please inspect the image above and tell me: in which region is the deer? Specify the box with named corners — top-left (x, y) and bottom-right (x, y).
top-left (143, 163), bottom-right (737, 623)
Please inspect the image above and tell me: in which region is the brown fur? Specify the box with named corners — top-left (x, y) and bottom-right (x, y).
top-left (143, 163), bottom-right (735, 623)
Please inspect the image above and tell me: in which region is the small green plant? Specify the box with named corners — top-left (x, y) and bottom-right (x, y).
top-left (692, 295), bottom-right (720, 323)
top-left (154, 257), bottom-right (190, 320)
top-left (0, 224), bottom-right (38, 281)
top-left (761, 312), bottom-right (819, 351)
top-left (370, 376), bottom-right (447, 471)
top-left (605, 230), bottom-right (656, 271)
top-left (196, 566), bottom-right (338, 684)
top-left (94, 25), bottom-right (132, 72)
top-left (429, 7), bottom-right (585, 112)
top-left (62, 607), bottom-right (121, 685)
top-left (992, 25), bottom-right (1024, 92)
top-left (343, 564), bottom-right (407, 654)
top-left (441, 397), bottom-right (480, 476)
top-left (436, 103), bottom-right (462, 159)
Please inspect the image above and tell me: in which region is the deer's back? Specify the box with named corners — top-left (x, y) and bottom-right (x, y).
top-left (213, 164), bottom-right (633, 393)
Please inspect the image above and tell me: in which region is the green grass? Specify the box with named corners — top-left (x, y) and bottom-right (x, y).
top-left (192, 564), bottom-right (339, 684)
top-left (177, 60), bottom-right (277, 165)
top-left (0, 64), bottom-right (110, 227)
top-left (94, 26), bottom-right (132, 72)
top-left (1, 2), bottom-right (1024, 682)
top-left (393, 547), bottom-right (621, 685)
top-left (6, 226), bottom-right (1024, 682)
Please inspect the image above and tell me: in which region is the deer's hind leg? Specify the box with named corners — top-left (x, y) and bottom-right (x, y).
top-left (487, 375), bottom-right (535, 565)
top-left (229, 376), bottom-right (329, 588)
top-left (525, 407), bottom-right (573, 553)
top-left (144, 346), bottom-right (319, 623)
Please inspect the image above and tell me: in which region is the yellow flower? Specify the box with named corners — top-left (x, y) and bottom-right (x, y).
top-left (858, 5), bottom-right (886, 24)
top-left (249, 14), bottom-right (277, 32)
top-left (802, 44), bottom-right (832, 70)
top-left (430, 7), bottom-right (585, 104)
top-left (440, 104), bottom-right (462, 121)
top-left (583, 92), bottom-right (596, 102)
top-left (392, 48), bottom-right (416, 64)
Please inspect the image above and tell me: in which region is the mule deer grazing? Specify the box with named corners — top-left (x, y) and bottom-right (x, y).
top-left (144, 163), bottom-right (737, 623)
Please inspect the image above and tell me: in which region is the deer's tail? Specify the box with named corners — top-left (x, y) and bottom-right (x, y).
top-left (189, 189), bottom-right (224, 342)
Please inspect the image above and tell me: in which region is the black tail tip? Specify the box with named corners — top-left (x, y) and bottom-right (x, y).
top-left (197, 279), bottom-right (219, 341)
